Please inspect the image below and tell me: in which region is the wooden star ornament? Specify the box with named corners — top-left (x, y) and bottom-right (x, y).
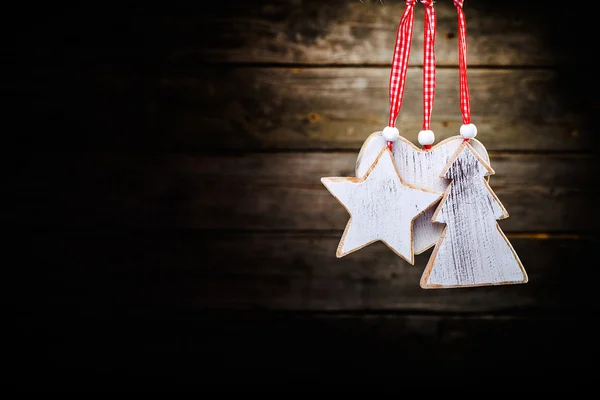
top-left (321, 147), bottom-right (442, 264)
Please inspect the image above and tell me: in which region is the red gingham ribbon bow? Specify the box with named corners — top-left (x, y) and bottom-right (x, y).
top-left (454, 0), bottom-right (471, 124)
top-left (420, 0), bottom-right (436, 132)
top-left (387, 0), bottom-right (416, 129)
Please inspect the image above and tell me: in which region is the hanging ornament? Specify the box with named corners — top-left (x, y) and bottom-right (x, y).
top-left (420, 142), bottom-right (528, 288)
top-left (321, 0), bottom-right (442, 263)
top-left (321, 148), bottom-right (441, 263)
top-left (420, 0), bottom-right (528, 288)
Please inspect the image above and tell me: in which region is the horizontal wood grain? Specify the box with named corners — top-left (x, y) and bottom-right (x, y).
top-left (36, 229), bottom-right (595, 313)
top-left (43, 152), bottom-right (598, 232)
top-left (93, 67), bottom-right (592, 152)
top-left (99, 0), bottom-right (571, 67)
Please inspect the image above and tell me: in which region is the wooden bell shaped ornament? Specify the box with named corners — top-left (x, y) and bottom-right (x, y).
top-left (355, 133), bottom-right (491, 255)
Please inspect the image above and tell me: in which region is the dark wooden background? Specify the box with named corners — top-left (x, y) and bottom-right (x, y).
top-left (7, 0), bottom-right (600, 392)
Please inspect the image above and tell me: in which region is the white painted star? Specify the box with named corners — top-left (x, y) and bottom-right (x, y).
top-left (321, 148), bottom-right (442, 264)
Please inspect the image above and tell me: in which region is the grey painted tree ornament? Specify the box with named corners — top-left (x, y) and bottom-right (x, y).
top-left (420, 141), bottom-right (528, 288)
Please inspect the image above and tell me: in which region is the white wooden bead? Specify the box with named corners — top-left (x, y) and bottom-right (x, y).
top-left (418, 130), bottom-right (435, 145)
top-left (382, 126), bottom-right (400, 141)
top-left (460, 123), bottom-right (477, 139)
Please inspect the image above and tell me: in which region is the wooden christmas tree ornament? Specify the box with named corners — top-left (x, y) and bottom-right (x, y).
top-left (420, 141), bottom-right (528, 288)
top-left (418, 0), bottom-right (527, 288)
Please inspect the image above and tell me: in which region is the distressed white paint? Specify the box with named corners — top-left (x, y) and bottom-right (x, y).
top-left (420, 142), bottom-right (528, 288)
top-left (355, 132), bottom-right (490, 254)
top-left (321, 148), bottom-right (442, 264)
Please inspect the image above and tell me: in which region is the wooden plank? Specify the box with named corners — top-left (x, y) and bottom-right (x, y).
top-left (38, 229), bottom-right (596, 312)
top-left (47, 152), bottom-right (599, 232)
top-left (95, 68), bottom-right (591, 151)
top-left (121, 0), bottom-right (571, 66)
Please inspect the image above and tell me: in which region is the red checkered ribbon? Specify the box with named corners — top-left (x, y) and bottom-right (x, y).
top-left (455, 0), bottom-right (471, 124)
top-left (387, 0), bottom-right (416, 129)
top-left (421, 0), bottom-right (436, 132)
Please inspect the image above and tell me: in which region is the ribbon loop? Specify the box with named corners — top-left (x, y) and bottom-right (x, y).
top-left (421, 0), bottom-right (436, 133)
top-left (386, 0), bottom-right (439, 150)
top-left (387, 1), bottom-right (416, 129)
top-left (455, 0), bottom-right (471, 124)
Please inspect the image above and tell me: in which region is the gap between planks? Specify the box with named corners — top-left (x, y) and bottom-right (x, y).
top-left (39, 227), bottom-right (588, 240)
top-left (94, 65), bottom-right (566, 81)
top-left (138, 149), bottom-right (597, 157)
top-left (149, 62), bottom-right (564, 70)
top-left (114, 307), bottom-right (573, 320)
top-left (206, 231), bottom-right (588, 240)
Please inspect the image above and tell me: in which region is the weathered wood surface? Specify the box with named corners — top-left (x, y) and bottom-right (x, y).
top-left (36, 229), bottom-right (593, 312)
top-left (422, 143), bottom-right (528, 288)
top-left (14, 1), bottom-right (600, 391)
top-left (322, 148), bottom-right (441, 262)
top-left (113, 0), bottom-right (570, 67)
top-left (91, 67), bottom-right (591, 152)
top-left (39, 152), bottom-right (598, 232)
